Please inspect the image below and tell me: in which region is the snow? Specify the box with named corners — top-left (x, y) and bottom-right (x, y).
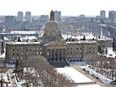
top-left (62, 32), bottom-right (95, 40)
top-left (56, 67), bottom-right (94, 84)
top-left (7, 42), bottom-right (41, 45)
top-left (4, 36), bottom-right (9, 41)
top-left (56, 67), bottom-right (101, 87)
top-left (81, 66), bottom-right (113, 84)
top-left (77, 84), bottom-right (101, 87)
top-left (0, 53), bottom-right (5, 58)
top-left (13, 73), bottom-right (23, 87)
top-left (0, 73), bottom-right (12, 87)
top-left (106, 47), bottom-right (115, 58)
top-left (0, 73), bottom-right (8, 82)
top-left (10, 31), bottom-right (37, 34)
top-left (66, 40), bottom-right (97, 44)
top-left (21, 36), bottom-right (37, 42)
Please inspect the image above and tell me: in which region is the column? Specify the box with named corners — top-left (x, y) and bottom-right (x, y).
top-left (59, 49), bottom-right (61, 61)
top-left (61, 49), bottom-right (63, 61)
top-left (57, 49), bottom-right (59, 61)
top-left (49, 49), bottom-right (51, 61)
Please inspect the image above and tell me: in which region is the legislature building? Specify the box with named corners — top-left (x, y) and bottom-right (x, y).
top-left (5, 11), bottom-right (98, 64)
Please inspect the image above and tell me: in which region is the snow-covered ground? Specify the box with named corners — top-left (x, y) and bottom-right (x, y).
top-left (13, 73), bottom-right (24, 87)
top-left (106, 47), bottom-right (116, 58)
top-left (0, 53), bottom-right (5, 58)
top-left (56, 67), bottom-right (101, 87)
top-left (68, 61), bottom-right (113, 84)
top-left (81, 66), bottom-right (113, 84)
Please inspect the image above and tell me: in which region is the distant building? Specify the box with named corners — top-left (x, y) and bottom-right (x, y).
top-left (100, 10), bottom-right (106, 18)
top-left (39, 15), bottom-right (49, 22)
top-left (17, 11), bottom-right (23, 22)
top-left (109, 11), bottom-right (116, 20)
top-left (4, 16), bottom-right (16, 23)
top-left (25, 11), bottom-right (31, 22)
top-left (55, 10), bottom-right (61, 21)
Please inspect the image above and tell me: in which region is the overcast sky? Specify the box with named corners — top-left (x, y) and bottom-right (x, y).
top-left (0, 0), bottom-right (116, 16)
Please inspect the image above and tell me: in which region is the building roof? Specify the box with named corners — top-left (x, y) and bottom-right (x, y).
top-left (66, 40), bottom-right (97, 44)
top-left (10, 31), bottom-right (37, 34)
top-left (6, 42), bottom-right (41, 45)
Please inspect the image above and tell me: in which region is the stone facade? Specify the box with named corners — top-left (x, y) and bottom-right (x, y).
top-left (5, 40), bottom-right (97, 62)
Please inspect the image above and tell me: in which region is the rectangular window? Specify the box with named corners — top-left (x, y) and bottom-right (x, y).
top-left (21, 52), bottom-right (23, 55)
top-left (47, 52), bottom-right (49, 55)
top-left (40, 48), bottom-right (42, 50)
top-left (40, 52), bottom-right (42, 54)
top-left (17, 53), bottom-right (19, 56)
top-left (26, 52), bottom-right (28, 55)
top-left (13, 53), bottom-right (15, 56)
top-left (26, 49), bottom-right (28, 51)
top-left (13, 49), bottom-right (15, 51)
top-left (34, 48), bottom-right (36, 50)
top-left (21, 48), bottom-right (23, 50)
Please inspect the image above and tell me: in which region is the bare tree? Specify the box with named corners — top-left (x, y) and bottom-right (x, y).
top-left (20, 55), bottom-right (75, 87)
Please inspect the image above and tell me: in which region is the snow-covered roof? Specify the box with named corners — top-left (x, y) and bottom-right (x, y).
top-left (21, 36), bottom-right (37, 41)
top-left (4, 36), bottom-right (9, 41)
top-left (66, 40), bottom-right (97, 44)
top-left (106, 47), bottom-right (116, 58)
top-left (97, 36), bottom-right (112, 41)
top-left (62, 34), bottom-right (95, 40)
top-left (10, 31), bottom-right (38, 34)
top-left (6, 42), bottom-right (41, 45)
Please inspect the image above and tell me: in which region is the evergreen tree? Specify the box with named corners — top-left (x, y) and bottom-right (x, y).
top-left (17, 37), bottom-right (21, 42)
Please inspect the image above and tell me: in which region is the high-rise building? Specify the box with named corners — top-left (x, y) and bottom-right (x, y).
top-left (25, 11), bottom-right (31, 22)
top-left (39, 15), bottom-right (49, 22)
top-left (17, 11), bottom-right (23, 22)
top-left (109, 11), bottom-right (116, 20)
top-left (55, 10), bottom-right (61, 21)
top-left (100, 10), bottom-right (106, 18)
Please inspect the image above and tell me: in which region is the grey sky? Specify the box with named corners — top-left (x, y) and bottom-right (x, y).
top-left (0, 0), bottom-right (116, 16)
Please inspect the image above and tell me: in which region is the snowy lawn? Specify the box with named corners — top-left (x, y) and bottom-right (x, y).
top-left (81, 66), bottom-right (113, 84)
top-left (56, 67), bottom-right (101, 87)
top-left (56, 67), bottom-right (94, 84)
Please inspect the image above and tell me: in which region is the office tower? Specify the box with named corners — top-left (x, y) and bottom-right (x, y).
top-left (55, 10), bottom-right (61, 21)
top-left (25, 11), bottom-right (32, 22)
top-left (109, 11), bottom-right (116, 20)
top-left (100, 10), bottom-right (106, 18)
top-left (17, 11), bottom-right (23, 22)
top-left (39, 15), bottom-right (49, 22)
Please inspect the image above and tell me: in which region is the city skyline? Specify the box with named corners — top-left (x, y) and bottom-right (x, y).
top-left (0, 0), bottom-right (116, 16)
